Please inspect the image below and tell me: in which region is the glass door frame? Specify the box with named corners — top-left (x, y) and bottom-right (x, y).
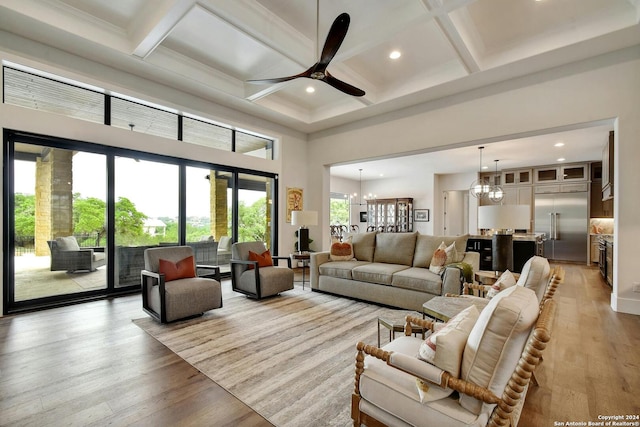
top-left (3, 129), bottom-right (279, 314)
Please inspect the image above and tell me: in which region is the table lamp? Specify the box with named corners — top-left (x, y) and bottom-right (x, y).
top-left (478, 205), bottom-right (531, 273)
top-left (291, 210), bottom-right (318, 253)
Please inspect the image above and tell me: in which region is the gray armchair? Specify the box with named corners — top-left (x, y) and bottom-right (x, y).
top-left (142, 246), bottom-right (222, 323)
top-left (47, 236), bottom-right (105, 273)
top-left (230, 241), bottom-right (294, 299)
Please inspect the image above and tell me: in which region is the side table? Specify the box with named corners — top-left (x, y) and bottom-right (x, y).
top-left (422, 296), bottom-right (489, 323)
top-left (290, 252), bottom-right (311, 289)
top-left (377, 317), bottom-right (425, 347)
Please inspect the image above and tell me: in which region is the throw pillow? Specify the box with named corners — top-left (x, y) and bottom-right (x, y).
top-left (444, 242), bottom-right (458, 265)
top-left (330, 237), bottom-right (354, 261)
top-left (248, 250), bottom-right (273, 269)
top-left (55, 236), bottom-right (80, 251)
top-left (159, 256), bottom-right (196, 282)
top-left (417, 304), bottom-right (480, 377)
top-left (485, 270), bottom-right (517, 299)
top-left (428, 242), bottom-right (447, 274)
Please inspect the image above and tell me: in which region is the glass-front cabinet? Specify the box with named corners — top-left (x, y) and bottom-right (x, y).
top-left (367, 198), bottom-right (413, 232)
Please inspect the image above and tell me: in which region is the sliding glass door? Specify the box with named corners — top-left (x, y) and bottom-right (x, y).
top-left (114, 157), bottom-right (179, 288)
top-left (12, 143), bottom-right (107, 303)
top-left (4, 131), bottom-right (278, 314)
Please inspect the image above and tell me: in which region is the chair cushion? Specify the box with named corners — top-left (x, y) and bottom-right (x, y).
top-left (360, 336), bottom-right (485, 427)
top-left (248, 250), bottom-right (273, 269)
top-left (516, 256), bottom-right (551, 302)
top-left (330, 236), bottom-right (354, 261)
top-left (93, 252), bottom-right (106, 262)
top-left (163, 277), bottom-right (222, 322)
top-left (56, 236), bottom-right (80, 251)
top-left (373, 232), bottom-right (417, 265)
top-left (418, 304), bottom-right (480, 377)
top-left (239, 266), bottom-right (294, 297)
top-left (159, 256), bottom-right (196, 281)
top-left (460, 285), bottom-right (539, 415)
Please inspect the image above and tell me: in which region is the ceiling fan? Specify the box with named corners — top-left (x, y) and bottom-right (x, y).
top-left (247, 12), bottom-right (365, 97)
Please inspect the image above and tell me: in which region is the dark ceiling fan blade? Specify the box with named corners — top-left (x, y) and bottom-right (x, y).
top-left (317, 13), bottom-right (350, 70)
top-left (324, 71), bottom-right (365, 97)
top-left (246, 67), bottom-right (313, 85)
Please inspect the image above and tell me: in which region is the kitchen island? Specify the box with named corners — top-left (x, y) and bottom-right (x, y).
top-left (466, 233), bottom-right (543, 273)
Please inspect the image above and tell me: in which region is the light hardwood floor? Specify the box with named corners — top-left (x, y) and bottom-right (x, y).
top-left (1, 265), bottom-right (638, 426)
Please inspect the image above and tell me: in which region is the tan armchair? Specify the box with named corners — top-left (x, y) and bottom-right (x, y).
top-left (352, 286), bottom-right (557, 427)
top-left (230, 241), bottom-right (294, 299)
top-left (141, 246), bottom-right (222, 323)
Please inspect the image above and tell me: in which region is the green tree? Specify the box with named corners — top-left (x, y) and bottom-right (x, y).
top-left (114, 196), bottom-right (147, 243)
top-left (15, 193), bottom-right (35, 237)
top-left (73, 194), bottom-right (106, 244)
top-left (330, 197), bottom-right (349, 224)
top-left (238, 198), bottom-right (267, 242)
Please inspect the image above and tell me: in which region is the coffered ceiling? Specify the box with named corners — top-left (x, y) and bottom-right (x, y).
top-left (0, 0), bottom-right (638, 135)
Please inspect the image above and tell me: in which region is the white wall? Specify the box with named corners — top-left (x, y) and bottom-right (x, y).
top-left (308, 47), bottom-right (640, 315)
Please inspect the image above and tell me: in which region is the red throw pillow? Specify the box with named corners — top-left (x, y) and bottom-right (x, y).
top-left (248, 250), bottom-right (273, 269)
top-left (159, 256), bottom-right (196, 282)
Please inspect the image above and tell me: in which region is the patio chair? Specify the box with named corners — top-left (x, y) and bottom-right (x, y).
top-left (47, 236), bottom-right (105, 273)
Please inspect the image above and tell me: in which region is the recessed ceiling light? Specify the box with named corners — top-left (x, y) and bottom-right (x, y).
top-left (557, 157), bottom-right (566, 162)
top-left (482, 166), bottom-right (489, 170)
top-left (389, 51), bottom-right (401, 60)
top-left (379, 173), bottom-right (384, 177)
top-left (554, 142), bottom-right (565, 147)
top-left (306, 86), bottom-right (315, 93)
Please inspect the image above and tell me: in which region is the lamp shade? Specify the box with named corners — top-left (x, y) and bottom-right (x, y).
top-left (478, 205), bottom-right (530, 231)
top-left (291, 210), bottom-right (318, 227)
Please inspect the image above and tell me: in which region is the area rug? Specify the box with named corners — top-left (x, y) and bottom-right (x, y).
top-left (132, 288), bottom-right (418, 427)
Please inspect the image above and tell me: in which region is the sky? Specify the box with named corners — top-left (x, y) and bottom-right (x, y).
top-left (14, 152), bottom-right (263, 218)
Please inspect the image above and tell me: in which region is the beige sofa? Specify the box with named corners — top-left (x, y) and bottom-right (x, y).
top-left (310, 232), bottom-right (479, 312)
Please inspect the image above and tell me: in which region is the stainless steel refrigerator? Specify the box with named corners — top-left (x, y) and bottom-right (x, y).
top-left (534, 191), bottom-right (588, 262)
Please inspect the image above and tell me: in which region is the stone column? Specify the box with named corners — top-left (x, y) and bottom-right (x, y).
top-left (210, 172), bottom-right (229, 241)
top-left (34, 149), bottom-right (73, 255)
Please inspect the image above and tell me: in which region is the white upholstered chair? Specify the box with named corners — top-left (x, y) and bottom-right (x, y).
top-left (141, 246), bottom-right (222, 323)
top-left (352, 285), bottom-right (557, 427)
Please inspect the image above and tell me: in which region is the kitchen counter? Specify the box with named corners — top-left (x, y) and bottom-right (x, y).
top-left (470, 233), bottom-right (544, 242)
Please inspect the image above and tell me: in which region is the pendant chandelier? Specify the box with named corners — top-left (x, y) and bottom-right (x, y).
top-left (350, 169), bottom-right (375, 205)
top-left (469, 146), bottom-right (490, 199)
top-left (488, 159), bottom-right (504, 203)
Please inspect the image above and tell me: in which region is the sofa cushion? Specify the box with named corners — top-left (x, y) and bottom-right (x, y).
top-left (344, 231), bottom-right (377, 262)
top-left (391, 267), bottom-right (442, 294)
top-left (318, 260), bottom-right (369, 280)
top-left (352, 263), bottom-right (410, 286)
top-left (413, 234), bottom-right (469, 268)
top-left (330, 236), bottom-right (354, 261)
top-left (460, 285), bottom-right (539, 415)
top-left (373, 232), bottom-right (417, 265)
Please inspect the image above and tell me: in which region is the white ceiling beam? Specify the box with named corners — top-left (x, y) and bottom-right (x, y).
top-left (130, 0), bottom-right (196, 58)
top-left (422, 0), bottom-right (480, 74)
